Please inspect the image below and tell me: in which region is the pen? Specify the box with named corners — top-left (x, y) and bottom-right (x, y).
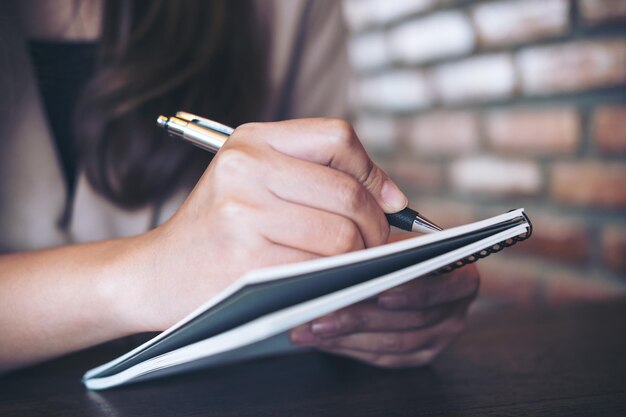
top-left (157, 112), bottom-right (443, 234)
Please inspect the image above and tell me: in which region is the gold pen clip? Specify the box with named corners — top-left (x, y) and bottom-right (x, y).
top-left (175, 111), bottom-right (234, 136)
top-left (157, 112), bottom-right (232, 153)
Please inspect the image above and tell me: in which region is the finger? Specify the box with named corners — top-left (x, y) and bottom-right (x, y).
top-left (210, 144), bottom-right (389, 248)
top-left (211, 182), bottom-right (367, 257)
top-left (309, 307), bottom-right (467, 354)
top-left (301, 300), bottom-right (453, 338)
top-left (262, 151), bottom-right (389, 248)
top-left (317, 317), bottom-right (464, 368)
top-left (291, 299), bottom-right (472, 345)
top-left (233, 119), bottom-right (408, 213)
top-left (377, 264), bottom-right (480, 310)
top-left (257, 199), bottom-right (366, 256)
top-left (317, 345), bottom-right (438, 369)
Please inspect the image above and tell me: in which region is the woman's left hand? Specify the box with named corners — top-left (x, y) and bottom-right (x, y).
top-left (290, 264), bottom-right (479, 368)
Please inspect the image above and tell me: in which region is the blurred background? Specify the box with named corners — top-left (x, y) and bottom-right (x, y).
top-left (343, 0), bottom-right (626, 308)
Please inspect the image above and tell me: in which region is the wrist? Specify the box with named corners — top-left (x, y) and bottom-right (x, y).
top-left (98, 231), bottom-right (163, 335)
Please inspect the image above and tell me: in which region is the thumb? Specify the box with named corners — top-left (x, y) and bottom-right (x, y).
top-left (358, 160), bottom-right (409, 213)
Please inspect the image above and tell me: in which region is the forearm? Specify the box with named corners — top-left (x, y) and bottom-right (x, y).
top-left (0, 236), bottom-right (148, 373)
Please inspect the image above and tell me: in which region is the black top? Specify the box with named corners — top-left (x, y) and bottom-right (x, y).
top-left (2, 301), bottom-right (626, 416)
top-left (28, 40), bottom-right (97, 195)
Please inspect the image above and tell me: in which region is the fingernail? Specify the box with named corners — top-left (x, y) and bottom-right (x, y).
top-left (381, 180), bottom-right (408, 211)
top-left (311, 317), bottom-right (339, 336)
top-left (379, 292), bottom-right (408, 309)
top-left (290, 326), bottom-right (319, 345)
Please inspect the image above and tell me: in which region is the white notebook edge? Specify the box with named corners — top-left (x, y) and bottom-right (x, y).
top-left (84, 209), bottom-right (525, 380)
top-left (241, 208), bottom-right (526, 284)
top-left (85, 222), bottom-right (529, 390)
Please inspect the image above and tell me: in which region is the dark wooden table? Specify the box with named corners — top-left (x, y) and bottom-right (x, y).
top-left (2, 300), bottom-right (626, 416)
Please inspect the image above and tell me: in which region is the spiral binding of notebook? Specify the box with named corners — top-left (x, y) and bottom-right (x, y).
top-left (430, 211), bottom-right (533, 276)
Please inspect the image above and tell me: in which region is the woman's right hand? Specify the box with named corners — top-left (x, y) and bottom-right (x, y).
top-left (131, 118), bottom-right (409, 331)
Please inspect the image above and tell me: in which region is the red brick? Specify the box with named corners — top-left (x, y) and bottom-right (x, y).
top-left (450, 156), bottom-right (542, 196)
top-left (602, 226), bottom-right (626, 274)
top-left (471, 0), bottom-right (569, 48)
top-left (388, 11), bottom-right (475, 64)
top-left (517, 40), bottom-right (626, 95)
top-left (430, 53), bottom-right (517, 104)
top-left (485, 108), bottom-right (580, 154)
top-left (348, 31), bottom-right (389, 71)
top-left (389, 159), bottom-right (444, 193)
top-left (579, 0), bottom-right (626, 25)
top-left (407, 112), bottom-right (480, 156)
top-left (508, 213), bottom-right (591, 264)
top-left (343, 0), bottom-right (438, 30)
top-left (353, 70), bottom-right (432, 111)
top-left (353, 116), bottom-right (399, 154)
top-left (551, 162), bottom-right (626, 208)
top-left (592, 105), bottom-right (626, 153)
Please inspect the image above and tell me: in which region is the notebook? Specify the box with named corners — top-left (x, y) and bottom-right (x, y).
top-left (83, 208), bottom-right (532, 390)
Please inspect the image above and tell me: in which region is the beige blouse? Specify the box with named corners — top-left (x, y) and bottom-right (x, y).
top-left (0, 0), bottom-right (350, 252)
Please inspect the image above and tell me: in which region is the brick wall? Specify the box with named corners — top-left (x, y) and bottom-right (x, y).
top-left (343, 0), bottom-right (626, 307)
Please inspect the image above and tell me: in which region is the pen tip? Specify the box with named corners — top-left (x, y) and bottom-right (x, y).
top-left (412, 214), bottom-right (443, 234)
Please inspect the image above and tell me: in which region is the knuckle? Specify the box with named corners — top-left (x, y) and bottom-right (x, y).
top-left (215, 200), bottom-right (251, 222)
top-left (333, 218), bottom-right (362, 254)
top-left (326, 119), bottom-right (355, 149)
top-left (233, 122), bottom-right (262, 137)
top-left (213, 148), bottom-right (255, 178)
top-left (340, 180), bottom-right (369, 214)
top-left (334, 182), bottom-right (383, 240)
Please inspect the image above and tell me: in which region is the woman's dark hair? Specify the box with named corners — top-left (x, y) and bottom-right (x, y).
top-left (75, 0), bottom-right (267, 208)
